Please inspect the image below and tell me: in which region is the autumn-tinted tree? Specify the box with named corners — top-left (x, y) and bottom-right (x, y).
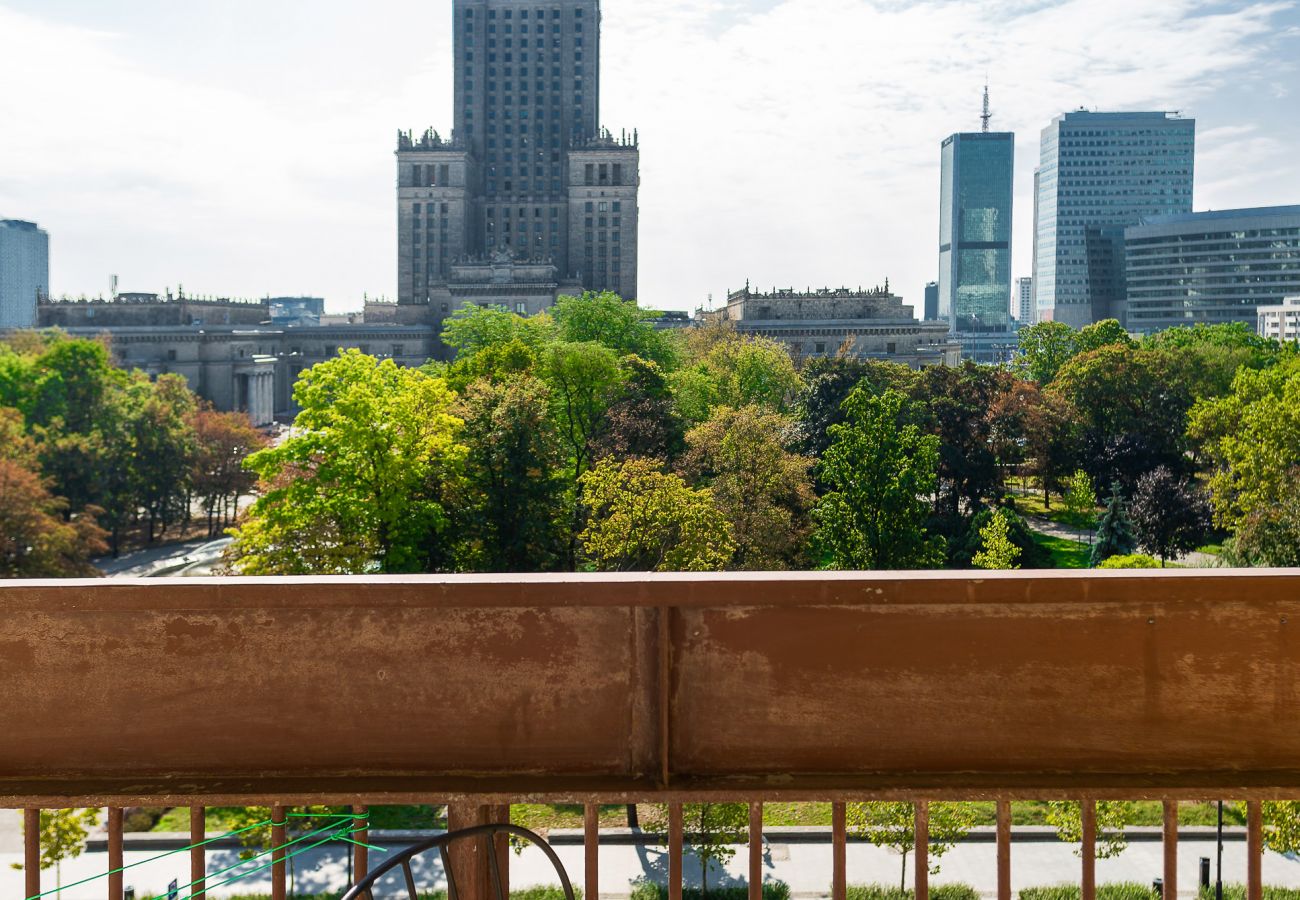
top-left (1091, 483), bottom-right (1138, 567)
top-left (681, 405), bottom-right (814, 569)
top-left (457, 375), bottom-right (566, 571)
top-left (232, 351), bottom-right (466, 574)
top-left (0, 460), bottom-right (106, 577)
top-left (191, 408), bottom-right (269, 536)
top-left (579, 457), bottom-right (734, 571)
top-left (591, 355), bottom-right (685, 463)
top-left (1129, 466), bottom-right (1211, 566)
top-left (812, 388), bottom-right (944, 570)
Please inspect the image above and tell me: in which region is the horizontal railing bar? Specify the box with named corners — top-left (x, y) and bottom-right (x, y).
top-left (3, 568), bottom-right (1298, 612)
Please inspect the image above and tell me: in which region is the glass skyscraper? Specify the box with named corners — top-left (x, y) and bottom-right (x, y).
top-left (0, 219), bottom-right (48, 329)
top-left (1033, 111), bottom-right (1195, 327)
top-left (938, 131), bottom-right (1014, 353)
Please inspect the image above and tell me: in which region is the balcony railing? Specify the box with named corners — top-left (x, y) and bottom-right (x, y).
top-left (3, 569), bottom-right (1298, 900)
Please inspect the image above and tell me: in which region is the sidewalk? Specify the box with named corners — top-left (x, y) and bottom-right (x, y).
top-left (3, 826), bottom-right (1297, 900)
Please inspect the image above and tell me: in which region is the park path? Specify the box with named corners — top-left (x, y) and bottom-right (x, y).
top-left (1022, 514), bottom-right (1219, 568)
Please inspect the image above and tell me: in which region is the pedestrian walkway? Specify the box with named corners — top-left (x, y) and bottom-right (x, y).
top-left (3, 827), bottom-right (1297, 899)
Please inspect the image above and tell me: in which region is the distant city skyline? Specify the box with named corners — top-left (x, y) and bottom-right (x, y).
top-left (0, 0), bottom-right (1298, 313)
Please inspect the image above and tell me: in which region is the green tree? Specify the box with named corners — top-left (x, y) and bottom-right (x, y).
top-left (672, 334), bottom-right (802, 424)
top-left (552, 291), bottom-right (678, 369)
top-left (579, 457), bottom-right (734, 571)
top-left (972, 508), bottom-right (1021, 569)
top-left (1075, 319), bottom-right (1134, 355)
top-left (1091, 483), bottom-right (1137, 567)
top-left (1045, 801), bottom-right (1137, 859)
top-left (1129, 466), bottom-right (1211, 566)
top-left (681, 405), bottom-right (814, 570)
top-left (812, 389), bottom-right (944, 570)
top-left (1063, 469), bottom-right (1097, 539)
top-left (1220, 473), bottom-right (1300, 567)
top-left (543, 341), bottom-right (624, 567)
top-left (1023, 390), bottom-right (1081, 507)
top-left (653, 803), bottom-right (750, 898)
top-left (1018, 321), bottom-right (1078, 385)
top-left (846, 802), bottom-right (976, 890)
top-left (231, 351), bottom-right (465, 574)
top-left (457, 375), bottom-right (566, 572)
top-left (790, 357), bottom-right (919, 462)
top-left (11, 808), bottom-right (101, 892)
top-left (1188, 357), bottom-right (1300, 529)
top-left (440, 303), bottom-right (554, 361)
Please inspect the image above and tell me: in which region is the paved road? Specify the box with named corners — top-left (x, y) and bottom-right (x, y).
top-left (2, 827), bottom-right (1297, 899)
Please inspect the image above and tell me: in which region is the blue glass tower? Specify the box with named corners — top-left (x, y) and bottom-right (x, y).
top-left (938, 122), bottom-right (1014, 348)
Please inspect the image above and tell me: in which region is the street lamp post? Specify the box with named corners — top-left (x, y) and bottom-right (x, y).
top-left (1216, 800), bottom-right (1225, 900)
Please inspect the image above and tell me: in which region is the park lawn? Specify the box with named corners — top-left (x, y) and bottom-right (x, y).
top-left (1030, 532), bottom-right (1091, 568)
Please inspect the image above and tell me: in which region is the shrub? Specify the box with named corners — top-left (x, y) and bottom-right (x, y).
top-left (631, 880), bottom-right (790, 900)
top-left (848, 884), bottom-right (978, 900)
top-left (1020, 884), bottom-right (1157, 900)
top-left (221, 889), bottom-right (577, 900)
top-left (1097, 554), bottom-right (1162, 569)
top-left (123, 807), bottom-right (167, 832)
top-left (1197, 887), bottom-right (1300, 900)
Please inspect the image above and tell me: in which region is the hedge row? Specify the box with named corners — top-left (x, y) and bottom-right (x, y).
top-left (1197, 887), bottom-right (1300, 900)
top-left (630, 881), bottom-right (791, 900)
top-left (847, 885), bottom-right (980, 900)
top-left (1020, 884), bottom-right (1158, 900)
top-left (216, 887), bottom-right (579, 900)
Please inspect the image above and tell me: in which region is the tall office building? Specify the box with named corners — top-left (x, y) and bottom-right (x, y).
top-left (937, 88), bottom-right (1014, 361)
top-left (1125, 206), bottom-right (1300, 333)
top-left (1032, 111), bottom-right (1194, 327)
top-left (396, 0), bottom-right (639, 328)
top-left (923, 281), bottom-right (939, 321)
top-left (1016, 276), bottom-right (1034, 324)
top-left (0, 219), bottom-right (48, 329)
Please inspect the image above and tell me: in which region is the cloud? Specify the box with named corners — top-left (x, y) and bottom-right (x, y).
top-left (0, 0), bottom-right (1296, 310)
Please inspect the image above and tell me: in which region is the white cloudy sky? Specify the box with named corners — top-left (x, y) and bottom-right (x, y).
top-left (1, 0), bottom-right (1297, 313)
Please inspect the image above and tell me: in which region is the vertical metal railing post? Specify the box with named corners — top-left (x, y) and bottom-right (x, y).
top-left (996, 800), bottom-right (1011, 900)
top-left (271, 805), bottom-right (287, 900)
top-left (915, 801), bottom-right (930, 900)
top-left (191, 805), bottom-right (206, 900)
top-left (1081, 801), bottom-right (1097, 900)
top-left (832, 803), bottom-right (847, 900)
top-left (24, 808), bottom-right (40, 900)
top-left (1163, 800), bottom-right (1178, 900)
top-left (749, 802), bottom-right (763, 900)
top-left (108, 807), bottom-right (124, 900)
top-left (585, 804), bottom-right (600, 900)
top-left (353, 805), bottom-right (370, 888)
top-left (669, 803), bottom-right (684, 900)
top-left (1247, 801), bottom-right (1263, 900)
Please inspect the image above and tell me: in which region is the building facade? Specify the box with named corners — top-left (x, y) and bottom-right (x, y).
top-left (0, 220), bottom-right (49, 329)
top-left (1258, 296), bottom-right (1300, 343)
top-left (699, 284), bottom-right (960, 368)
top-left (39, 292), bottom-right (270, 328)
top-left (1124, 206), bottom-right (1300, 334)
top-left (1016, 276), bottom-right (1034, 324)
top-left (396, 0), bottom-right (638, 346)
top-left (1033, 111), bottom-right (1195, 327)
top-left (938, 131), bottom-right (1014, 334)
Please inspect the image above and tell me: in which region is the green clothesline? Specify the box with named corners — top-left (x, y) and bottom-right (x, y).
top-left (23, 811), bottom-right (381, 900)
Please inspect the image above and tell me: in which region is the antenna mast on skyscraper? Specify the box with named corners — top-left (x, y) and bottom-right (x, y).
top-left (981, 82), bottom-right (992, 133)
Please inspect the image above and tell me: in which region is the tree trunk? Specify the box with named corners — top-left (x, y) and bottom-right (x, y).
top-left (900, 850), bottom-right (908, 892)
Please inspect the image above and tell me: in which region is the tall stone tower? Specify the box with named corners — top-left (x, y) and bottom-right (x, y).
top-left (396, 0), bottom-right (639, 320)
